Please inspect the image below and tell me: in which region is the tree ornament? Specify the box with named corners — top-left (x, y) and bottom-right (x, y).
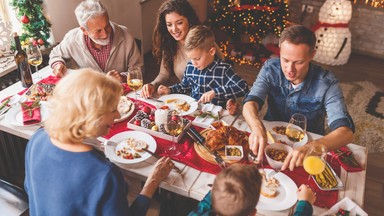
top-left (20, 15), bottom-right (29, 24)
top-left (37, 39), bottom-right (44, 45)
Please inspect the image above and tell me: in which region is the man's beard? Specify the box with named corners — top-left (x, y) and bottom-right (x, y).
top-left (89, 35), bottom-right (110, 46)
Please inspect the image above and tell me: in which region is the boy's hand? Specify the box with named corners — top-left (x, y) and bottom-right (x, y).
top-left (157, 85), bottom-right (170, 95)
top-left (198, 90), bottom-right (215, 103)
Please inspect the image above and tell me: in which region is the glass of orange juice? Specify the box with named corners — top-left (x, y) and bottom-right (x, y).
top-left (303, 143), bottom-right (327, 176)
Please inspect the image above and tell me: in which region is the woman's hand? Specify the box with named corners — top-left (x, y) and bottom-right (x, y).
top-left (141, 83), bottom-right (155, 98)
top-left (140, 157), bottom-right (173, 198)
top-left (157, 85), bottom-right (170, 95)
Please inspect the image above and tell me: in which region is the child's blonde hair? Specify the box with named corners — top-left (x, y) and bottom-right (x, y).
top-left (185, 25), bottom-right (215, 52)
top-left (212, 164), bottom-right (262, 216)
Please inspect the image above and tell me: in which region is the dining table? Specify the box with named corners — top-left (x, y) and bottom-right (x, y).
top-left (0, 66), bottom-right (367, 215)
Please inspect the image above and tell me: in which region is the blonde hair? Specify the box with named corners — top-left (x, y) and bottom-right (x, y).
top-left (45, 68), bottom-right (121, 144)
top-left (184, 25), bottom-right (215, 52)
top-left (212, 164), bottom-right (262, 216)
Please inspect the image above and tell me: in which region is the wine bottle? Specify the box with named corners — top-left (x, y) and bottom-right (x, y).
top-left (14, 33), bottom-right (33, 88)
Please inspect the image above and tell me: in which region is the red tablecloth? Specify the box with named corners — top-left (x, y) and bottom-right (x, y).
top-left (104, 100), bottom-right (343, 209)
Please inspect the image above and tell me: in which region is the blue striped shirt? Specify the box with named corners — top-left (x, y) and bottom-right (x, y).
top-left (169, 57), bottom-right (249, 107)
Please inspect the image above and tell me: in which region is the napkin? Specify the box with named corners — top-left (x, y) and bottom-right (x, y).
top-left (20, 101), bottom-right (41, 125)
top-left (122, 83), bottom-right (132, 94)
top-left (330, 146), bottom-right (363, 172)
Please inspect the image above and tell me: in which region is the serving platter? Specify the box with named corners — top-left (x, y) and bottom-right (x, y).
top-left (114, 96), bottom-right (135, 123)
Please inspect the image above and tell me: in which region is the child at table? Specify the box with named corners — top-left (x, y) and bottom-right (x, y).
top-left (188, 164), bottom-right (316, 216)
top-left (157, 25), bottom-right (248, 107)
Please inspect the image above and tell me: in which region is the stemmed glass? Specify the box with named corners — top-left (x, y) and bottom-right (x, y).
top-left (303, 143), bottom-right (327, 183)
top-left (285, 113), bottom-right (307, 143)
top-left (26, 44), bottom-right (43, 80)
top-left (164, 109), bottom-right (183, 156)
top-left (127, 67), bottom-right (143, 108)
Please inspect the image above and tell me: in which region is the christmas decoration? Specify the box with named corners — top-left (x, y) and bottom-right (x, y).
top-left (313, 0), bottom-right (352, 66)
top-left (10, 0), bottom-right (51, 48)
top-left (354, 0), bottom-right (384, 8)
top-left (209, 0), bottom-right (289, 66)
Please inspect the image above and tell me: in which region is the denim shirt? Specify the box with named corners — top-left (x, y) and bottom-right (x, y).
top-left (244, 58), bottom-right (354, 135)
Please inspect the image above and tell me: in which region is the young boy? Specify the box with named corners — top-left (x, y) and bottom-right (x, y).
top-left (188, 164), bottom-right (316, 216)
top-left (157, 25), bottom-right (248, 107)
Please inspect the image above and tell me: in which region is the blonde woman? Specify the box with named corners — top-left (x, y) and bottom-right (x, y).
top-left (25, 69), bottom-right (173, 215)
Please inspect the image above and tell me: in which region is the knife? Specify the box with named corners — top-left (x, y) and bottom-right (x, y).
top-left (147, 97), bottom-right (164, 103)
top-left (185, 127), bottom-right (227, 169)
top-left (229, 113), bottom-right (241, 127)
top-left (140, 148), bottom-right (183, 174)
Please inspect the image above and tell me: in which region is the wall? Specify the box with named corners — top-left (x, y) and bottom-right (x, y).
top-left (288, 0), bottom-right (384, 59)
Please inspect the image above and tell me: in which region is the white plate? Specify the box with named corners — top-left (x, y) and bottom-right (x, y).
top-left (158, 94), bottom-right (198, 116)
top-left (256, 169), bottom-right (298, 211)
top-left (5, 101), bottom-right (50, 126)
top-left (104, 131), bottom-right (157, 164)
top-left (264, 121), bottom-right (309, 148)
top-left (114, 96), bottom-right (135, 123)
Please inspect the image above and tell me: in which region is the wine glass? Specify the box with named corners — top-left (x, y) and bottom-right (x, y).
top-left (303, 143), bottom-right (327, 183)
top-left (285, 113), bottom-right (307, 144)
top-left (26, 44), bottom-right (43, 80)
top-left (164, 109), bottom-right (183, 156)
top-left (127, 67), bottom-right (143, 108)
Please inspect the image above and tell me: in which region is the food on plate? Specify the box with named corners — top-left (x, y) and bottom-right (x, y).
top-left (272, 126), bottom-right (287, 135)
top-left (165, 98), bottom-right (178, 104)
top-left (226, 98), bottom-right (239, 115)
top-left (126, 137), bottom-right (148, 152)
top-left (314, 163), bottom-right (338, 189)
top-left (260, 171), bottom-right (280, 198)
top-left (176, 100), bottom-right (191, 111)
top-left (266, 148), bottom-right (288, 162)
top-left (276, 140), bottom-right (289, 145)
top-left (205, 124), bottom-right (248, 153)
top-left (117, 96), bottom-right (133, 116)
top-left (25, 83), bottom-right (55, 101)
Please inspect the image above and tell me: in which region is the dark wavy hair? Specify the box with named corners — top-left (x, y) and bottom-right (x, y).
top-left (153, 0), bottom-right (200, 75)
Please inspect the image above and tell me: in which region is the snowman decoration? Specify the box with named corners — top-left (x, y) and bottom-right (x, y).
top-left (313, 0), bottom-right (352, 65)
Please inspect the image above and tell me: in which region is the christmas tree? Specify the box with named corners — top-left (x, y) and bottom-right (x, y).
top-left (210, 0), bottom-right (289, 42)
top-left (209, 0), bottom-right (289, 66)
top-left (10, 0), bottom-right (52, 47)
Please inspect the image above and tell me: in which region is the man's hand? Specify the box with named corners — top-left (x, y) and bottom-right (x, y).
top-left (248, 127), bottom-right (267, 162)
top-left (141, 83), bottom-right (155, 98)
top-left (53, 63), bottom-right (67, 78)
top-left (157, 85), bottom-right (170, 95)
top-left (198, 90), bottom-right (215, 104)
top-left (282, 144), bottom-right (310, 171)
top-left (106, 70), bottom-right (122, 82)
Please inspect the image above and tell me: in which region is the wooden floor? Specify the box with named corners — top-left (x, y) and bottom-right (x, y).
top-left (144, 52), bottom-right (384, 215)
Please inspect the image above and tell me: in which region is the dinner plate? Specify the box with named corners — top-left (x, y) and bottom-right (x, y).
top-left (264, 121), bottom-right (309, 148)
top-left (256, 169), bottom-right (298, 211)
top-left (104, 131), bottom-right (157, 164)
top-left (114, 96), bottom-right (135, 123)
top-left (5, 101), bottom-right (50, 127)
top-left (158, 94), bottom-right (198, 116)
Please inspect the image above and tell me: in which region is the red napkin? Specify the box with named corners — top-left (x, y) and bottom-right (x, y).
top-left (20, 101), bottom-right (41, 125)
top-left (122, 83), bottom-right (131, 94)
top-left (330, 146), bottom-right (363, 172)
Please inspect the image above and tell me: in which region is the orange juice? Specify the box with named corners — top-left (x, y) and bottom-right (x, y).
top-left (303, 156), bottom-right (326, 175)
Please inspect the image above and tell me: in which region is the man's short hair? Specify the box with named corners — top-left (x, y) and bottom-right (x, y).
top-left (211, 164), bottom-right (262, 216)
top-left (75, 0), bottom-right (108, 29)
top-left (279, 25), bottom-right (316, 53)
top-left (185, 25), bottom-right (215, 52)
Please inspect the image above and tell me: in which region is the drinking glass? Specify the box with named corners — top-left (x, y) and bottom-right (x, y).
top-left (26, 44), bottom-right (43, 80)
top-left (127, 67), bottom-right (143, 108)
top-left (303, 143), bottom-right (327, 178)
top-left (164, 109), bottom-right (183, 156)
top-left (285, 113), bottom-right (307, 143)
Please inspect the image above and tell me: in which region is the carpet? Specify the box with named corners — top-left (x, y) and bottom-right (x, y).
top-left (339, 81), bottom-right (384, 153)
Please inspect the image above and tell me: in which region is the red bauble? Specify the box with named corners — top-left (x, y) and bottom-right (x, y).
top-left (37, 39), bottom-right (44, 45)
top-left (32, 40), bottom-right (38, 46)
top-left (21, 15), bottom-right (29, 24)
top-left (140, 106), bottom-right (151, 115)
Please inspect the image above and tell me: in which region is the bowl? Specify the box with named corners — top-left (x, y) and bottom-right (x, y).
top-left (225, 145), bottom-right (244, 161)
top-left (264, 143), bottom-right (293, 170)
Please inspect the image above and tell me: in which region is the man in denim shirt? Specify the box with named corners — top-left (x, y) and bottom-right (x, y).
top-left (243, 25), bottom-right (355, 171)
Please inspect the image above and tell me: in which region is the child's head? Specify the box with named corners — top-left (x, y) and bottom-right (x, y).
top-left (184, 25), bottom-right (216, 70)
top-left (211, 164), bottom-right (262, 216)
